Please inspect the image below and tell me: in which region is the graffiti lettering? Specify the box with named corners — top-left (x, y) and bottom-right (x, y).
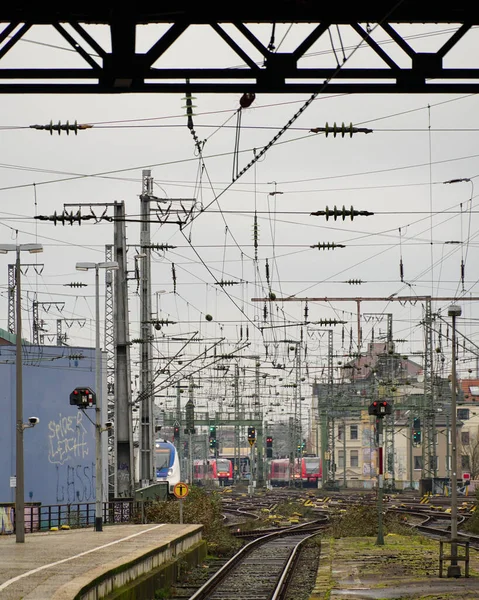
top-left (55, 462), bottom-right (95, 503)
top-left (48, 412), bottom-right (89, 465)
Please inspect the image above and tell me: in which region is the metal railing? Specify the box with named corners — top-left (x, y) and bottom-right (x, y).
top-left (6, 499), bottom-right (146, 534)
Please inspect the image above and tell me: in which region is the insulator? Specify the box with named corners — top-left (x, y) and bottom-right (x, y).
top-left (263, 303), bottom-right (268, 321)
top-left (341, 326), bottom-right (345, 346)
top-left (311, 205), bottom-right (374, 221)
top-left (304, 302), bottom-right (309, 321)
top-left (253, 213), bottom-right (259, 261)
top-left (148, 243), bottom-right (177, 250)
top-left (310, 122), bottom-right (373, 137)
top-left (345, 279), bottom-right (364, 285)
top-left (171, 263), bottom-right (177, 293)
top-left (461, 259), bottom-right (465, 288)
top-left (215, 280), bottom-right (240, 286)
top-left (29, 120), bottom-right (92, 135)
top-left (246, 326), bottom-right (249, 340)
top-left (310, 242), bottom-right (346, 250)
top-left (182, 87), bottom-right (197, 131)
top-left (63, 282), bottom-right (87, 288)
top-left (265, 259), bottom-right (270, 285)
top-left (400, 259), bottom-right (404, 282)
top-left (313, 318), bottom-right (346, 326)
top-left (239, 93), bottom-right (256, 109)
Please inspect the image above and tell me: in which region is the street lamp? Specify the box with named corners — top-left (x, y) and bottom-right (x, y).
top-left (76, 261), bottom-right (119, 532)
top-left (0, 242), bottom-right (43, 543)
top-left (448, 303), bottom-right (461, 578)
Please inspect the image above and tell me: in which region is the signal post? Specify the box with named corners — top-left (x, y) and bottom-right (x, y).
top-left (369, 400), bottom-right (392, 546)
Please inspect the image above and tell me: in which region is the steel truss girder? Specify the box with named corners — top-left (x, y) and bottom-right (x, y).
top-left (1, 9), bottom-right (479, 94)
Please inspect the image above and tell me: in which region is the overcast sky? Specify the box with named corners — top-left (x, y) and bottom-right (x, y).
top-left (1, 20), bottom-right (479, 423)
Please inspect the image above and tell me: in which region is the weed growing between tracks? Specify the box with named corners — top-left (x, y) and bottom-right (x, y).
top-left (461, 489), bottom-right (479, 534)
top-left (143, 486), bottom-right (243, 556)
top-left (325, 504), bottom-right (414, 538)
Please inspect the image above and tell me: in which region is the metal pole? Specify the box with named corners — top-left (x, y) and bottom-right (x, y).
top-left (343, 418), bottom-right (347, 489)
top-left (15, 247), bottom-right (25, 543)
top-left (95, 265), bottom-right (103, 532)
top-left (409, 416), bottom-right (414, 490)
top-left (448, 304), bottom-right (461, 576)
top-left (176, 381), bottom-right (183, 472)
top-left (189, 430), bottom-right (193, 484)
top-left (376, 416), bottom-right (384, 546)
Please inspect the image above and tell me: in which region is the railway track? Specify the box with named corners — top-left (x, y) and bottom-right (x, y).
top-left (187, 521), bottom-right (325, 600)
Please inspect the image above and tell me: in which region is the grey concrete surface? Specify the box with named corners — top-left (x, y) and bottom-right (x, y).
top-left (0, 523), bottom-right (202, 600)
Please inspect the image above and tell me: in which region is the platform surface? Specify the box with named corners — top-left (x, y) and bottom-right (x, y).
top-left (0, 523), bottom-right (202, 600)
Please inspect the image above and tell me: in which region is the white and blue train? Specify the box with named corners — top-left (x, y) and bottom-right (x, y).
top-left (154, 439), bottom-right (181, 494)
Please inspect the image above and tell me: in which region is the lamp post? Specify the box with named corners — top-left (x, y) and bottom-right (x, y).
top-left (76, 261), bottom-right (119, 532)
top-left (0, 242), bottom-right (43, 543)
top-left (448, 303), bottom-right (461, 578)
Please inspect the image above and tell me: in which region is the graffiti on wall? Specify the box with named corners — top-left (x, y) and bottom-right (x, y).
top-left (48, 412), bottom-right (94, 502)
top-left (55, 462), bottom-right (96, 503)
top-left (0, 506), bottom-right (14, 534)
top-left (48, 412), bottom-right (89, 465)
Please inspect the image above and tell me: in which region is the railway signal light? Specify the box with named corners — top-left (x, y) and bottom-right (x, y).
top-left (266, 436), bottom-right (273, 458)
top-left (69, 387), bottom-right (96, 408)
top-left (174, 425), bottom-right (180, 441)
top-left (209, 425), bottom-right (217, 449)
top-left (412, 417), bottom-right (421, 445)
top-left (368, 400), bottom-right (392, 417)
top-left (247, 426), bottom-right (256, 446)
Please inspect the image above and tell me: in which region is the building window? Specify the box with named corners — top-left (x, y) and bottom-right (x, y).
top-left (414, 456), bottom-right (423, 470)
top-left (462, 455), bottom-right (470, 471)
top-left (470, 386), bottom-right (479, 395)
top-left (461, 431), bottom-right (470, 445)
top-left (457, 408), bottom-right (470, 421)
top-left (350, 424), bottom-right (358, 440)
top-left (338, 451), bottom-right (344, 468)
top-left (338, 424), bottom-right (344, 441)
top-left (350, 450), bottom-right (359, 467)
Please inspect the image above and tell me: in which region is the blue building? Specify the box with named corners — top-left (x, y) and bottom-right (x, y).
top-left (0, 335), bottom-right (107, 507)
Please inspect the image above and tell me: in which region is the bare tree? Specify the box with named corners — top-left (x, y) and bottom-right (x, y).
top-left (461, 432), bottom-right (479, 479)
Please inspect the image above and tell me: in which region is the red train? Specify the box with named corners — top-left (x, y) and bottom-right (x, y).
top-left (269, 456), bottom-right (322, 487)
top-left (193, 458), bottom-right (233, 486)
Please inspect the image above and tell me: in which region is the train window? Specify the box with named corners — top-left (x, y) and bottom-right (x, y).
top-left (217, 459), bottom-right (230, 471)
top-left (303, 458), bottom-right (320, 474)
top-left (155, 448), bottom-right (171, 470)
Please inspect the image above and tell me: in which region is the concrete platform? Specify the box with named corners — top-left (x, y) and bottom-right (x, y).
top-left (0, 523), bottom-right (203, 600)
top-left (309, 535), bottom-right (479, 599)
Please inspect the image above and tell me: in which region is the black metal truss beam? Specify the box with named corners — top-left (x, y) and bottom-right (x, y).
top-left (1, 4), bottom-right (479, 94)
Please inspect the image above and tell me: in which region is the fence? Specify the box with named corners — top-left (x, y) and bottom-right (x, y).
top-left (1, 499), bottom-right (152, 534)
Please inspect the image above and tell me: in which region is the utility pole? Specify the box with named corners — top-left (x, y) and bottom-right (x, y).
top-left (254, 359), bottom-right (264, 487)
top-left (114, 201), bottom-right (134, 497)
top-left (139, 170), bottom-right (154, 486)
top-left (422, 298), bottom-right (437, 491)
top-left (176, 381), bottom-right (183, 476)
top-left (234, 364), bottom-right (240, 483)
